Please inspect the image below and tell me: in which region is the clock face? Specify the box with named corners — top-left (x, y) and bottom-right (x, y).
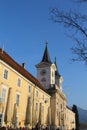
top-left (40, 69), bottom-right (47, 75)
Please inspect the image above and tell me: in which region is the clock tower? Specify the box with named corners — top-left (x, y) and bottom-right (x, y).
top-left (36, 42), bottom-right (57, 89)
top-left (36, 42), bottom-right (67, 130)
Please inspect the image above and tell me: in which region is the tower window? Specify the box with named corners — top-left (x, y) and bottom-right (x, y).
top-left (41, 78), bottom-right (46, 82)
top-left (40, 69), bottom-right (46, 75)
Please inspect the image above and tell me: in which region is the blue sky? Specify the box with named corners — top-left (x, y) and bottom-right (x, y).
top-left (0, 0), bottom-right (87, 110)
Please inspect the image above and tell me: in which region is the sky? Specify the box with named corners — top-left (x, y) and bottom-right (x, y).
top-left (0, 0), bottom-right (87, 110)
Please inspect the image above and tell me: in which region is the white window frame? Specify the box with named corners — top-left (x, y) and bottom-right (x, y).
top-left (42, 95), bottom-right (44, 100)
top-left (28, 85), bottom-right (32, 93)
top-left (16, 92), bottom-right (20, 106)
top-left (4, 69), bottom-right (8, 79)
top-left (1, 85), bottom-right (8, 103)
top-left (36, 102), bottom-right (38, 111)
top-left (42, 105), bottom-right (44, 113)
top-left (17, 78), bottom-right (21, 87)
top-left (36, 91), bottom-right (38, 97)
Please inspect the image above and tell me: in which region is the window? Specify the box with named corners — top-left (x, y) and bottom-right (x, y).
top-left (36, 91), bottom-right (38, 97)
top-left (15, 116), bottom-right (18, 128)
top-left (60, 104), bottom-right (62, 109)
top-left (16, 94), bottom-right (20, 106)
top-left (42, 95), bottom-right (44, 100)
top-left (4, 69), bottom-right (8, 79)
top-left (1, 88), bottom-right (7, 102)
top-left (36, 102), bottom-right (38, 111)
top-left (28, 85), bottom-right (32, 93)
top-left (17, 78), bottom-right (21, 87)
top-left (41, 78), bottom-right (46, 82)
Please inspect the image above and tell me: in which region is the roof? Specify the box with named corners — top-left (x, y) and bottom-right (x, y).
top-left (54, 57), bottom-right (61, 77)
top-left (0, 48), bottom-right (48, 93)
top-left (41, 41), bottom-right (52, 64)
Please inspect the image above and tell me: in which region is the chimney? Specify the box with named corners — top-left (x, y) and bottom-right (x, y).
top-left (22, 63), bottom-right (26, 69)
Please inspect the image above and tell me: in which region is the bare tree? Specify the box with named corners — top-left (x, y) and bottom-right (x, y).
top-left (50, 2), bottom-right (87, 64)
top-left (77, 0), bottom-right (87, 2)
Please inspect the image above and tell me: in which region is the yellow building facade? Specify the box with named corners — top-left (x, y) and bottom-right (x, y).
top-left (0, 48), bottom-right (51, 128)
top-left (66, 107), bottom-right (76, 130)
top-left (0, 43), bottom-right (76, 130)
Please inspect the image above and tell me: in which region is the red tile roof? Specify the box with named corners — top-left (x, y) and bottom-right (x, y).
top-left (0, 48), bottom-right (47, 93)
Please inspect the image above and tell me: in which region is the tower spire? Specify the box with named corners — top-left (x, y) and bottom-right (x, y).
top-left (41, 41), bottom-right (52, 64)
top-left (54, 57), bottom-right (61, 77)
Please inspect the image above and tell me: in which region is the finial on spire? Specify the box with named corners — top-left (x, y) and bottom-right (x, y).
top-left (54, 57), bottom-right (56, 64)
top-left (46, 40), bottom-right (48, 45)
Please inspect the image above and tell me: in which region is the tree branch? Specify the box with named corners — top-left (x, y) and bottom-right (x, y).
top-left (50, 8), bottom-right (87, 64)
top-left (50, 8), bottom-right (87, 38)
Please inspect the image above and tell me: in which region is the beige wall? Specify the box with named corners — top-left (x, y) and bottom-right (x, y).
top-left (66, 107), bottom-right (76, 130)
top-left (0, 60), bottom-right (51, 128)
top-left (50, 87), bottom-right (67, 129)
